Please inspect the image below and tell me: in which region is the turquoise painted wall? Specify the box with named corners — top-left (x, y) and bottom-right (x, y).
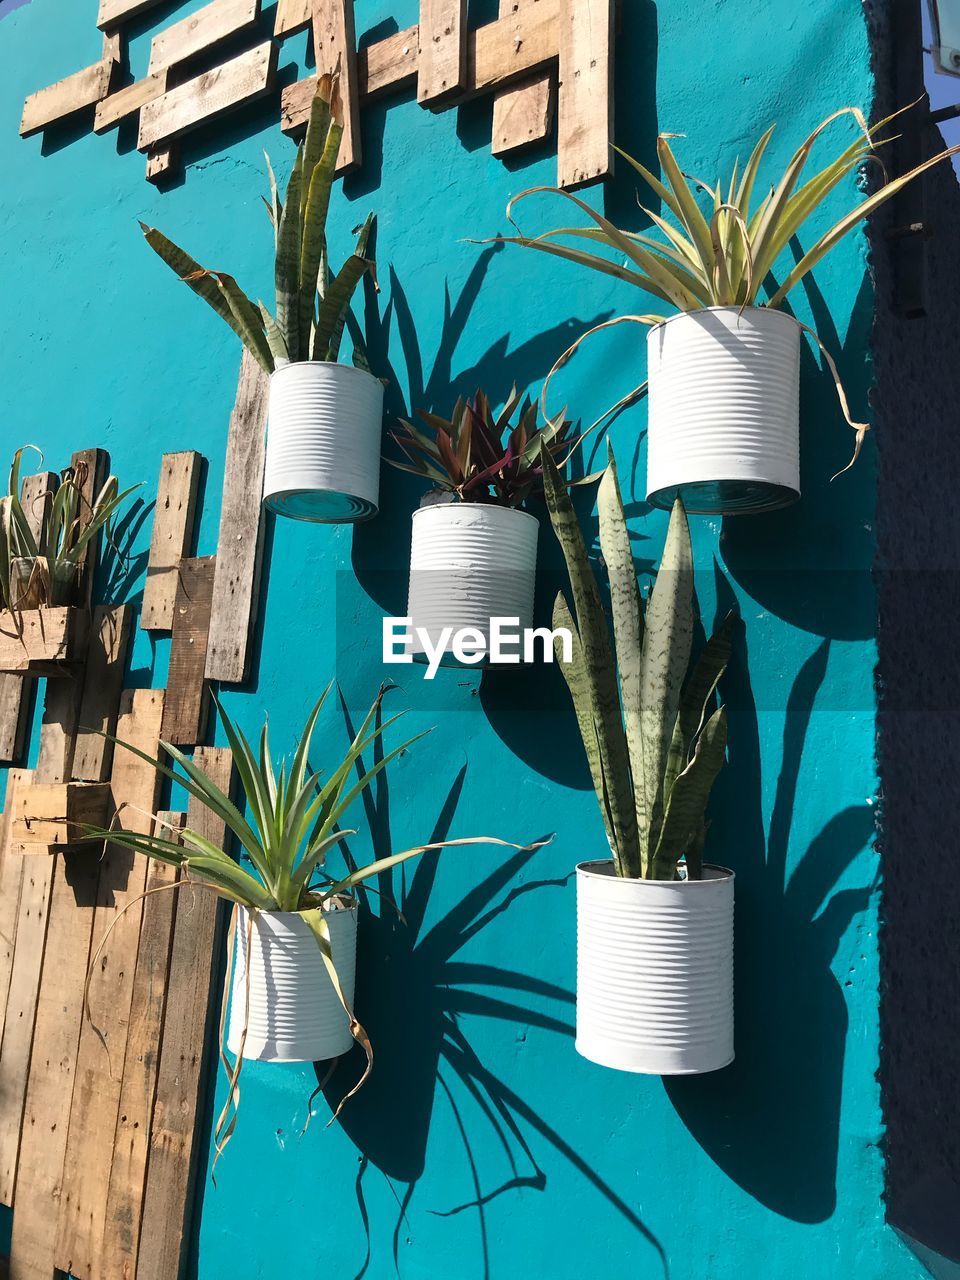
top-left (0, 1), bottom-right (918, 1276)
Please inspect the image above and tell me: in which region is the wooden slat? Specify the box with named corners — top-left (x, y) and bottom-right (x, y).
top-left (94, 72), bottom-right (167, 133)
top-left (0, 607), bottom-right (87, 675)
top-left (141, 452), bottom-right (202, 632)
top-left (0, 770), bottom-right (31, 1047)
top-left (492, 0), bottom-right (554, 156)
top-left (146, 145), bottom-right (178, 183)
top-left (35, 676), bottom-right (84, 785)
top-left (557, 0), bottom-right (613, 188)
top-left (205, 353), bottom-right (269, 685)
top-left (10, 781), bottom-right (111, 854)
top-left (20, 471), bottom-right (59, 542)
top-left (313, 0), bottom-right (362, 171)
top-left (73, 605), bottom-right (132, 782)
top-left (7, 852), bottom-right (101, 1280)
top-left (275, 0), bottom-right (311, 35)
top-left (417, 0), bottom-right (467, 106)
top-left (148, 0), bottom-right (260, 76)
top-left (54, 689), bottom-right (165, 1280)
top-left (100, 825), bottom-right (181, 1280)
top-left (21, 58), bottom-right (118, 137)
top-left (0, 676), bottom-right (30, 763)
top-left (71, 448), bottom-right (110, 607)
top-left (162, 557), bottom-right (216, 747)
top-left (282, 2), bottom-right (560, 134)
top-left (98, 0), bottom-right (166, 28)
top-left (137, 750), bottom-right (233, 1280)
top-left (138, 40), bottom-right (278, 151)
top-left (0, 858), bottom-right (54, 1205)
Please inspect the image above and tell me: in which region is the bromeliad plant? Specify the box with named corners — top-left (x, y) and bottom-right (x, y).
top-left (542, 442), bottom-right (733, 880)
top-left (389, 389), bottom-right (589, 507)
top-left (0, 446), bottom-right (138, 611)
top-left (141, 73), bottom-right (375, 374)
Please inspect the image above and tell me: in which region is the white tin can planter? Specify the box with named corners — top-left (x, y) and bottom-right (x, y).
top-left (646, 306), bottom-right (801, 515)
top-left (406, 502), bottom-right (539, 667)
top-left (263, 361), bottom-right (384, 522)
top-left (576, 860), bottom-right (734, 1075)
top-left (227, 903), bottom-right (358, 1063)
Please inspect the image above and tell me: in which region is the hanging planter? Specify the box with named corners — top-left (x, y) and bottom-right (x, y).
top-left (228, 901), bottom-right (358, 1062)
top-left (646, 306), bottom-right (800, 513)
top-left (390, 389), bottom-right (592, 669)
top-left (263, 361), bottom-right (384, 521)
top-left (142, 73), bottom-right (381, 525)
top-left (492, 107), bottom-right (960, 515)
top-left (576, 861), bottom-right (734, 1074)
top-left (543, 443), bottom-right (735, 1076)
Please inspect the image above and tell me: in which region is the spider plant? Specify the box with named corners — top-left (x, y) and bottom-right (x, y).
top-left (543, 442), bottom-right (733, 880)
top-left (389, 389), bottom-right (593, 507)
top-left (141, 74), bottom-right (375, 375)
top-left (0, 446), bottom-right (138, 611)
top-left (492, 106), bottom-right (960, 317)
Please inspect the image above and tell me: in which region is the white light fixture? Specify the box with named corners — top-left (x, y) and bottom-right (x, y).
top-left (928, 0), bottom-right (960, 75)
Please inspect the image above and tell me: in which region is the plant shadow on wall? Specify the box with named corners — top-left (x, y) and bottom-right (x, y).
top-left (667, 599), bottom-right (876, 1222)
top-left (319, 699), bottom-right (668, 1280)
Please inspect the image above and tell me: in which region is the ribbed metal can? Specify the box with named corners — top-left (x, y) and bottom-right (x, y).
top-left (576, 861), bottom-right (734, 1075)
top-left (646, 306), bottom-right (801, 515)
top-left (263, 361), bottom-right (384, 523)
top-left (406, 502), bottom-right (539, 667)
top-left (227, 904), bottom-right (358, 1062)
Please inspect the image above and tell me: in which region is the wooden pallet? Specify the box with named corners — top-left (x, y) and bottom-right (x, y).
top-left (0, 352), bottom-right (267, 1278)
top-left (20, 0), bottom-right (615, 190)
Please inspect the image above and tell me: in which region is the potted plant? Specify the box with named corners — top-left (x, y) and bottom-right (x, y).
top-left (84, 685), bottom-right (541, 1128)
top-left (0, 446), bottom-right (137, 674)
top-left (494, 109), bottom-right (960, 514)
top-left (388, 389), bottom-right (591, 667)
top-left (142, 75), bottom-right (382, 523)
top-left (542, 442), bottom-right (735, 1074)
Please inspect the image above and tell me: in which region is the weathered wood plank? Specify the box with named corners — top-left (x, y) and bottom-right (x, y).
top-left (138, 40), bottom-right (278, 151)
top-left (100, 824), bottom-right (181, 1280)
top-left (363, 26), bottom-right (419, 99)
top-left (492, 0), bottom-right (554, 156)
top-left (0, 770), bottom-right (31, 1048)
top-left (10, 781), bottom-right (112, 854)
top-left (149, 0), bottom-right (260, 75)
top-left (0, 607), bottom-right (88, 675)
top-left (141, 452), bottom-right (202, 633)
top-left (98, 0), bottom-right (166, 28)
top-left (146, 144), bottom-right (178, 183)
top-left (94, 72), bottom-right (167, 134)
top-left (205, 353), bottom-right (269, 686)
top-left (54, 689), bottom-right (165, 1280)
top-left (21, 58), bottom-right (118, 138)
top-left (71, 448), bottom-right (111, 607)
top-left (417, 0), bottom-right (467, 106)
top-left (313, 0), bottom-right (362, 171)
top-left (0, 676), bottom-right (30, 763)
top-left (162, 557), bottom-right (216, 747)
top-left (6, 852), bottom-right (101, 1280)
top-left (275, 0), bottom-right (311, 35)
top-left (137, 750), bottom-right (234, 1280)
top-left (73, 605), bottom-right (132, 783)
top-left (35, 673), bottom-right (86, 785)
top-left (0, 857), bottom-right (54, 1206)
top-left (557, 0), bottom-right (614, 188)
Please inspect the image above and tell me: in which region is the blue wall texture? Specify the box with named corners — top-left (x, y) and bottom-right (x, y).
top-left (0, 1), bottom-right (925, 1276)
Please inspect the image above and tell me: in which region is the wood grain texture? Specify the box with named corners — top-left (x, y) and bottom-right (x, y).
top-left (71, 448), bottom-right (110, 607)
top-left (557, 0), bottom-right (614, 188)
top-left (54, 689), bottom-right (165, 1280)
top-left (491, 1), bottom-right (554, 156)
top-left (7, 852), bottom-right (101, 1280)
top-left (417, 0), bottom-right (467, 105)
top-left (205, 352), bottom-right (269, 685)
top-left (275, 0), bottom-right (311, 35)
top-left (162, 557), bottom-right (216, 747)
top-left (98, 0), bottom-right (166, 28)
top-left (10, 782), bottom-right (112, 854)
top-left (148, 0), bottom-right (260, 75)
top-left (313, 0), bottom-right (362, 171)
top-left (0, 676), bottom-right (30, 764)
top-left (0, 607), bottom-right (88, 675)
top-left (141, 452), bottom-right (202, 632)
top-left (73, 605), bottom-right (132, 783)
top-left (100, 831), bottom-right (181, 1280)
top-left (146, 144), bottom-right (178, 183)
top-left (0, 771), bottom-right (31, 1048)
top-left (137, 750), bottom-right (234, 1280)
top-left (21, 58), bottom-right (118, 137)
top-left (35, 675), bottom-right (85, 785)
top-left (138, 40), bottom-right (278, 151)
top-left (94, 73), bottom-right (167, 134)
top-left (0, 857), bottom-right (54, 1206)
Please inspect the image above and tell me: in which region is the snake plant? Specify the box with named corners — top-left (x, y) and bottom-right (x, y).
top-left (141, 74), bottom-right (374, 375)
top-left (0, 446), bottom-right (138, 611)
top-left (542, 442), bottom-right (732, 880)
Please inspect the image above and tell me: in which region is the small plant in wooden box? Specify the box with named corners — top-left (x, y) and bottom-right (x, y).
top-left (10, 780), bottom-right (112, 855)
top-left (0, 447), bottom-right (137, 675)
